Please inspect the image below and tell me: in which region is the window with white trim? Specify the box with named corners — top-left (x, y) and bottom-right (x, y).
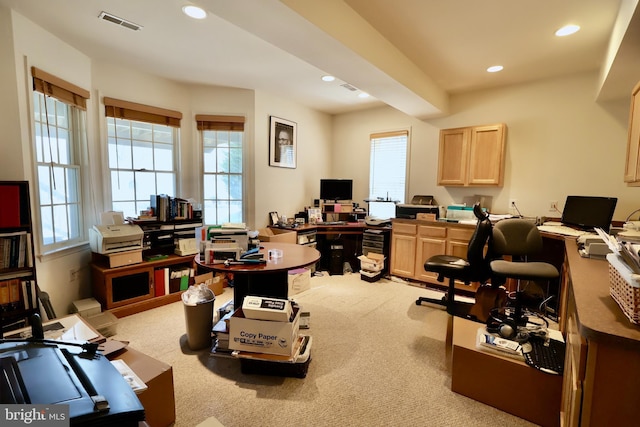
top-left (31, 67), bottom-right (89, 252)
top-left (196, 115), bottom-right (245, 225)
top-left (369, 130), bottom-right (408, 218)
top-left (105, 98), bottom-right (182, 219)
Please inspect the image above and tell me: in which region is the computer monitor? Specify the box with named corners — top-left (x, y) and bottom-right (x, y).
top-left (320, 179), bottom-right (353, 201)
top-left (561, 195), bottom-right (617, 232)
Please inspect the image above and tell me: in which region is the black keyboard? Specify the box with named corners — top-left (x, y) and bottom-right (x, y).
top-left (523, 336), bottom-right (565, 375)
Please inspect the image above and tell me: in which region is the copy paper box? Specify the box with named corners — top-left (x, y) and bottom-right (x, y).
top-left (358, 252), bottom-right (386, 272)
top-left (242, 296), bottom-right (293, 322)
top-left (229, 306), bottom-right (300, 356)
top-left (258, 228), bottom-right (296, 243)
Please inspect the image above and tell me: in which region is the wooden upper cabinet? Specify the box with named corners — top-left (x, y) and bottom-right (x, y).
top-left (438, 123), bottom-right (506, 187)
top-left (624, 81), bottom-right (640, 185)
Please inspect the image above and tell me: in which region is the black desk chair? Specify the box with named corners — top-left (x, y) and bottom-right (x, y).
top-left (419, 204), bottom-right (504, 322)
top-left (489, 218), bottom-right (559, 336)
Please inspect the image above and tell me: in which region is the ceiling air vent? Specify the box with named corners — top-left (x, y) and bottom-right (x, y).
top-left (98, 11), bottom-right (143, 31)
top-left (341, 83), bottom-right (358, 92)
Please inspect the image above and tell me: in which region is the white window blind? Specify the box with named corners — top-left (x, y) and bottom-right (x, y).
top-left (369, 130), bottom-right (408, 205)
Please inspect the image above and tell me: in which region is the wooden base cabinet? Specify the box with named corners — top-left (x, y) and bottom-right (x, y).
top-left (560, 240), bottom-right (640, 426)
top-left (91, 254), bottom-right (195, 318)
top-left (391, 219), bottom-right (476, 292)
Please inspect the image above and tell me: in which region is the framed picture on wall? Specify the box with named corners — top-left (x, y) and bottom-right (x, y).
top-left (269, 116), bottom-right (297, 168)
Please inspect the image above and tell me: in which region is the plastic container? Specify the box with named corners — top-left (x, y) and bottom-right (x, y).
top-left (182, 286), bottom-right (215, 350)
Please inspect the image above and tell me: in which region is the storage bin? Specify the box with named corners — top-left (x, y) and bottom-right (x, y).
top-left (86, 311), bottom-right (118, 337)
top-left (607, 253), bottom-right (640, 324)
top-left (360, 269), bottom-right (382, 282)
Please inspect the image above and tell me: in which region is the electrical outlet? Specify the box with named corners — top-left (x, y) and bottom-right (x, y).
top-left (509, 199), bottom-right (517, 215)
top-left (549, 200), bottom-right (558, 212)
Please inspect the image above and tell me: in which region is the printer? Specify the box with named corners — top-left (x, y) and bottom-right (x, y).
top-left (89, 224), bottom-right (144, 254)
top-left (395, 195), bottom-right (440, 219)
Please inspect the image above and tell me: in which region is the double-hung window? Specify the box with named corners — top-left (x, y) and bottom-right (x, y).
top-left (104, 98), bottom-right (182, 219)
top-left (369, 130), bottom-right (409, 218)
top-left (196, 115), bottom-right (245, 225)
top-left (31, 67), bottom-right (90, 252)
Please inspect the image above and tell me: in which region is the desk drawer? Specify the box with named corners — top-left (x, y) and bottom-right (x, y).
top-left (393, 223), bottom-right (416, 234)
top-left (449, 228), bottom-right (474, 241)
top-left (418, 225), bottom-right (446, 238)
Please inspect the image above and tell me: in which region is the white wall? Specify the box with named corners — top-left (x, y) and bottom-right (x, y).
top-left (254, 90), bottom-right (332, 226)
top-left (332, 72), bottom-right (637, 221)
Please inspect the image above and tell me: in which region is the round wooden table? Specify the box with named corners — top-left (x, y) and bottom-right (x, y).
top-left (195, 242), bottom-right (320, 306)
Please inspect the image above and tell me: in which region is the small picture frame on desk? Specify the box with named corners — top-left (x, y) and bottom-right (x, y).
top-left (270, 211), bottom-right (280, 226)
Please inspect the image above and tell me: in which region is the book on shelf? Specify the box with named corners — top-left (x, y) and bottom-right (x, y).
top-left (21, 280), bottom-right (37, 310)
top-left (0, 231), bottom-right (30, 269)
top-left (0, 184), bottom-right (21, 228)
top-left (154, 268), bottom-right (166, 297)
top-left (150, 194), bottom-right (194, 222)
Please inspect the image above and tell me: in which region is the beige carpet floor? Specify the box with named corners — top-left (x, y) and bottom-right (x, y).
top-left (112, 273), bottom-right (537, 427)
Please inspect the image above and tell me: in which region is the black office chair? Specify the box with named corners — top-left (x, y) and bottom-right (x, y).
top-left (489, 218), bottom-right (559, 330)
top-left (418, 204), bottom-right (504, 322)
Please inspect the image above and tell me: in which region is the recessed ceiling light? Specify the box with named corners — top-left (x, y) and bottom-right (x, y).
top-left (358, 92), bottom-right (370, 98)
top-left (182, 5), bottom-right (207, 19)
top-left (487, 65), bottom-right (503, 73)
top-left (321, 75), bottom-right (335, 82)
top-left (555, 25), bottom-right (580, 37)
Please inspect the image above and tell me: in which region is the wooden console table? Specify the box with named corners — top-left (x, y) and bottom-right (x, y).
top-left (90, 254), bottom-right (196, 318)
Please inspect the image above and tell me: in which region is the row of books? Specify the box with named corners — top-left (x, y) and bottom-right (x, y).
top-left (0, 278), bottom-right (37, 310)
top-left (0, 231), bottom-right (32, 269)
top-left (153, 266), bottom-right (194, 297)
top-left (149, 195), bottom-right (194, 222)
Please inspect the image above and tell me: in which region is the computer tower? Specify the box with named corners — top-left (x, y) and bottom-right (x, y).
top-left (329, 243), bottom-right (344, 275)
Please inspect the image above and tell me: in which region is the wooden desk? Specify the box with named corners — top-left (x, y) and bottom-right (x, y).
top-left (275, 223), bottom-right (374, 272)
top-left (560, 239), bottom-right (640, 426)
top-left (451, 317), bottom-right (562, 427)
top-left (195, 242), bottom-right (320, 305)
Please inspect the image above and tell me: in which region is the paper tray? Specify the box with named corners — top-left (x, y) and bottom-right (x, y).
top-left (233, 335), bottom-right (312, 378)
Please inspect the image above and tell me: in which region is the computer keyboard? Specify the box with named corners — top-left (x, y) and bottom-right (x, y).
top-left (522, 336), bottom-right (565, 375)
top-left (322, 221), bottom-right (347, 225)
top-left (537, 224), bottom-right (587, 237)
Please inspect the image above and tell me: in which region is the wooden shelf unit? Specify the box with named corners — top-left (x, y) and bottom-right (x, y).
top-left (0, 181), bottom-right (39, 333)
top-left (91, 254), bottom-right (195, 318)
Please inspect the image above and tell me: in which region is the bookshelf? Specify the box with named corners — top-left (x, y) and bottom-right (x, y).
top-left (0, 181), bottom-right (39, 334)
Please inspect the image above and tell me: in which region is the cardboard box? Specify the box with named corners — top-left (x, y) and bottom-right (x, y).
top-left (258, 228), bottom-right (297, 244)
top-left (242, 296), bottom-right (293, 322)
top-left (71, 298), bottom-right (102, 318)
top-left (288, 267), bottom-right (311, 295)
top-left (193, 272), bottom-right (224, 296)
top-left (229, 306), bottom-right (300, 356)
top-left (111, 346), bottom-right (175, 427)
top-left (358, 252), bottom-right (386, 272)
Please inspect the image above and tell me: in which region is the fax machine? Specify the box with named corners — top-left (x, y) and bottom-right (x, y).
top-left (89, 224), bottom-right (144, 254)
